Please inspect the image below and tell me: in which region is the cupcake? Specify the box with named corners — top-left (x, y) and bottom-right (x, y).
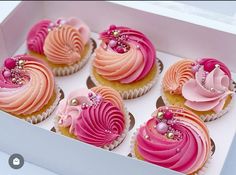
top-left (162, 58), bottom-right (235, 121)
top-left (54, 86), bottom-right (130, 150)
top-left (131, 106), bottom-right (212, 175)
top-left (91, 25), bottom-right (160, 99)
top-left (0, 55), bottom-right (61, 124)
top-left (27, 17), bottom-right (95, 76)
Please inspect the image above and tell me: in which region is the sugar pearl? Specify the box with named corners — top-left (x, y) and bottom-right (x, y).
top-left (164, 110), bottom-right (173, 120)
top-left (3, 70), bottom-right (11, 78)
top-left (4, 58), bottom-right (16, 70)
top-left (108, 40), bottom-right (117, 48)
top-left (156, 122), bottom-right (168, 134)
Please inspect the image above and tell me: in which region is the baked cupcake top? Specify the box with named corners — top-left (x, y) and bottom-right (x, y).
top-left (93, 25), bottom-right (156, 84)
top-left (56, 86), bottom-right (126, 147)
top-left (0, 55), bottom-right (55, 115)
top-left (134, 106), bottom-right (211, 174)
top-left (163, 58), bottom-right (234, 113)
top-left (27, 17), bottom-right (90, 65)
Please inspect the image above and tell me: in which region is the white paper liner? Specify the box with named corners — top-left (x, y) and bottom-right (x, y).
top-left (24, 85), bottom-right (61, 124)
top-left (161, 82), bottom-right (235, 122)
top-left (54, 107), bottom-right (130, 150)
top-left (90, 60), bottom-right (161, 99)
top-left (130, 125), bottom-right (213, 175)
top-left (52, 38), bottom-right (95, 76)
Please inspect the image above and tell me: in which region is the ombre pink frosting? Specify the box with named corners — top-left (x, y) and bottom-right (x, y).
top-left (93, 25), bottom-right (156, 84)
top-left (182, 66), bottom-right (233, 113)
top-left (27, 19), bottom-right (51, 54)
top-left (0, 55), bottom-right (55, 115)
top-left (135, 106), bottom-right (211, 174)
top-left (56, 87), bottom-right (125, 147)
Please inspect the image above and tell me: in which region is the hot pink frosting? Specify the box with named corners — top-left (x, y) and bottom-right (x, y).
top-left (27, 19), bottom-right (51, 54)
top-left (135, 106), bottom-right (211, 174)
top-left (56, 87), bottom-right (126, 147)
top-left (93, 25), bottom-right (156, 84)
top-left (0, 55), bottom-right (55, 115)
top-left (182, 66), bottom-right (233, 113)
top-left (76, 101), bottom-right (125, 147)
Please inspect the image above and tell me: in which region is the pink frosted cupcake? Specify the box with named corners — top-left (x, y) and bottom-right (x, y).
top-left (54, 86), bottom-right (130, 150)
top-left (27, 17), bottom-right (95, 76)
top-left (0, 55), bottom-right (61, 124)
top-left (131, 106), bottom-right (212, 174)
top-left (162, 58), bottom-right (235, 121)
top-left (91, 25), bottom-right (160, 99)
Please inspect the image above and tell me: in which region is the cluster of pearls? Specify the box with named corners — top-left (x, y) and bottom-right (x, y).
top-left (105, 25), bottom-right (131, 54)
top-left (48, 19), bottom-right (66, 32)
top-left (69, 92), bottom-right (103, 110)
top-left (3, 57), bottom-right (26, 85)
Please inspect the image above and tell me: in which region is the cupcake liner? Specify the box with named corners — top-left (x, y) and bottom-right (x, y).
top-left (24, 85), bottom-right (62, 124)
top-left (130, 126), bottom-right (213, 175)
top-left (53, 38), bottom-right (96, 76)
top-left (161, 82), bottom-right (236, 122)
top-left (90, 59), bottom-right (162, 99)
top-left (54, 107), bottom-right (130, 150)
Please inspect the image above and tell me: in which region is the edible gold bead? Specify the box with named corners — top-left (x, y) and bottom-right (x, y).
top-left (157, 112), bottom-right (164, 119)
top-left (167, 132), bottom-right (174, 139)
top-left (18, 60), bottom-right (25, 67)
top-left (70, 98), bottom-right (78, 106)
top-left (113, 31), bottom-right (119, 37)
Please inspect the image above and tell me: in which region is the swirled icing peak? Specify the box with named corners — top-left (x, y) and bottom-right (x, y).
top-left (0, 55), bottom-right (55, 115)
top-left (135, 106), bottom-right (211, 174)
top-left (163, 60), bottom-right (195, 94)
top-left (27, 19), bottom-right (51, 54)
top-left (93, 25), bottom-right (156, 84)
top-left (56, 87), bottom-right (126, 147)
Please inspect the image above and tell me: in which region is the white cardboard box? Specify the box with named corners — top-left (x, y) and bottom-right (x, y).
top-left (0, 1), bottom-right (235, 175)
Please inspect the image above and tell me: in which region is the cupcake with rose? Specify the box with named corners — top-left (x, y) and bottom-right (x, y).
top-left (27, 17), bottom-right (96, 76)
top-left (162, 58), bottom-right (235, 121)
top-left (131, 106), bottom-right (212, 174)
top-left (54, 86), bottom-right (130, 150)
top-left (0, 55), bottom-right (61, 124)
top-left (91, 25), bottom-right (160, 99)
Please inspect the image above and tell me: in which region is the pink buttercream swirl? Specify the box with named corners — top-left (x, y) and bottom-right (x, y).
top-left (135, 106), bottom-right (211, 174)
top-left (93, 25), bottom-right (156, 83)
top-left (183, 63), bottom-right (233, 113)
top-left (0, 55), bottom-right (55, 115)
top-left (27, 19), bottom-right (51, 54)
top-left (76, 101), bottom-right (125, 147)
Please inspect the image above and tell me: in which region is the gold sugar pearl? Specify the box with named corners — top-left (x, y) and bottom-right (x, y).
top-left (18, 60), bottom-right (25, 67)
top-left (166, 132), bottom-right (174, 139)
top-left (157, 111), bottom-right (164, 119)
top-left (70, 98), bottom-right (79, 106)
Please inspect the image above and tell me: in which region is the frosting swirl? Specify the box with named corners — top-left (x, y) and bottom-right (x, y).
top-left (182, 66), bottom-right (233, 113)
top-left (27, 19), bottom-right (51, 54)
top-left (0, 55), bottom-right (55, 115)
top-left (76, 101), bottom-right (125, 147)
top-left (44, 25), bottom-right (85, 65)
top-left (93, 25), bottom-right (156, 84)
top-left (163, 60), bottom-right (195, 94)
top-left (135, 106), bottom-right (211, 174)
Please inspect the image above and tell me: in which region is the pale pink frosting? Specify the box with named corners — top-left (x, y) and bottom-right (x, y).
top-left (27, 19), bottom-right (51, 54)
top-left (56, 87), bottom-right (126, 147)
top-left (0, 55), bottom-right (55, 115)
top-left (163, 60), bottom-right (195, 94)
top-left (135, 106), bottom-right (211, 174)
top-left (76, 101), bottom-right (125, 147)
top-left (93, 25), bottom-right (156, 84)
top-left (44, 25), bottom-right (86, 65)
top-left (182, 66), bottom-right (233, 113)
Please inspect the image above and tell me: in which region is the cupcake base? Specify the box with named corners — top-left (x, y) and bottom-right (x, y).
top-left (161, 89), bottom-right (234, 122)
top-left (90, 60), bottom-right (161, 99)
top-left (29, 38), bottom-right (96, 76)
top-left (13, 86), bottom-right (63, 124)
top-left (54, 108), bottom-right (130, 150)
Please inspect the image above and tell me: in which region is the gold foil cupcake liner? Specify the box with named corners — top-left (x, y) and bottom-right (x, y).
top-left (90, 60), bottom-right (162, 99)
top-left (54, 107), bottom-right (130, 150)
top-left (24, 85), bottom-right (62, 124)
top-left (161, 82), bottom-right (235, 122)
top-left (130, 125), bottom-right (213, 175)
top-left (53, 38), bottom-right (96, 76)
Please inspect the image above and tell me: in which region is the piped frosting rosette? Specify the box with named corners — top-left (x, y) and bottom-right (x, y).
top-left (27, 17), bottom-right (95, 76)
top-left (54, 86), bottom-right (130, 150)
top-left (162, 58), bottom-right (234, 121)
top-left (91, 25), bottom-right (159, 99)
top-left (0, 55), bottom-right (61, 124)
top-left (131, 106), bottom-right (212, 175)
